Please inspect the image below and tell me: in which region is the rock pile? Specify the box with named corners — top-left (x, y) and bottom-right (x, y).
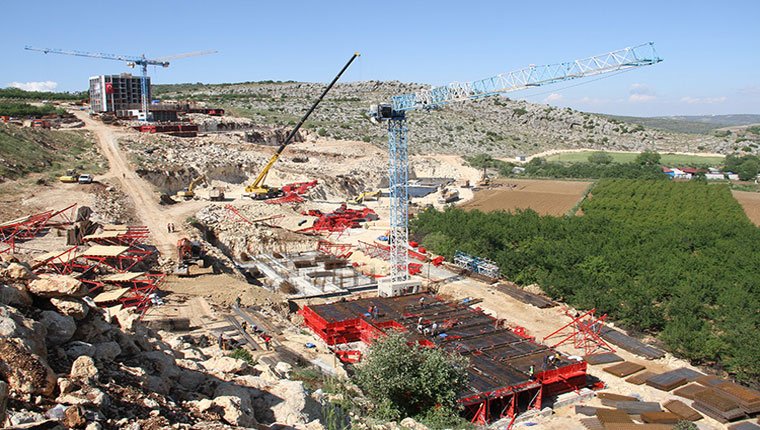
top-left (0, 259), bottom-right (326, 429)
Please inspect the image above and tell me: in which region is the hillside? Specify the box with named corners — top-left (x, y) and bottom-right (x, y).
top-left (154, 81), bottom-right (748, 157)
top-left (601, 114), bottom-right (760, 134)
top-left (0, 125), bottom-right (105, 181)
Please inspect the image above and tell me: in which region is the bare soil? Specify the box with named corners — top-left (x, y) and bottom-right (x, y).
top-left (732, 190), bottom-right (760, 226)
top-left (462, 178), bottom-right (591, 216)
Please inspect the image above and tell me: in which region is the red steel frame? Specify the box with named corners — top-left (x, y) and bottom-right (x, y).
top-left (83, 226), bottom-right (151, 247)
top-left (1, 204), bottom-right (77, 254)
top-left (225, 204), bottom-right (284, 227)
top-left (80, 247), bottom-right (155, 273)
top-left (317, 240), bottom-right (353, 259)
top-left (88, 273), bottom-right (166, 318)
top-left (300, 297), bottom-right (587, 427)
top-left (543, 308), bottom-right (616, 356)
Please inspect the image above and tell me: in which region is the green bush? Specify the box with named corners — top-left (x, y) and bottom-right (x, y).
top-left (228, 348), bottom-right (255, 365)
top-left (0, 102), bottom-right (65, 117)
top-left (588, 151), bottom-right (614, 164)
top-left (353, 333), bottom-right (468, 421)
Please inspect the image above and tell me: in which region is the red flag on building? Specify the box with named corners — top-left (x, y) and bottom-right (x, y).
top-left (105, 83), bottom-right (114, 94)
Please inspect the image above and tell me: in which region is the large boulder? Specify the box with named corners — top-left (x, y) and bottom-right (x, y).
top-left (202, 356), bottom-right (249, 375)
top-left (93, 341), bottom-right (121, 362)
top-left (50, 297), bottom-right (89, 320)
top-left (0, 305), bottom-right (47, 357)
top-left (56, 386), bottom-right (109, 409)
top-left (194, 395), bottom-right (257, 428)
top-left (39, 311), bottom-right (76, 346)
top-left (0, 284), bottom-right (33, 307)
top-left (0, 262), bottom-right (34, 281)
top-left (0, 337), bottom-right (57, 395)
top-left (64, 341), bottom-right (96, 359)
top-left (28, 275), bottom-right (86, 298)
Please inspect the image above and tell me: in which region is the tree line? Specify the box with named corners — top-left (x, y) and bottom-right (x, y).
top-left (412, 179), bottom-right (760, 383)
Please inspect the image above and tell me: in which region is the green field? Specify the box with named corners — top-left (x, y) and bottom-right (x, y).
top-left (545, 151), bottom-right (724, 166)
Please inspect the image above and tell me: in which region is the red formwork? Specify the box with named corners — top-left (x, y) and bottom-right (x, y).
top-left (83, 226), bottom-right (151, 247)
top-left (317, 240), bottom-right (353, 259)
top-left (357, 240), bottom-right (428, 263)
top-left (543, 308), bottom-right (616, 356)
top-left (80, 247), bottom-right (155, 273)
top-left (0, 204), bottom-right (77, 254)
top-left (89, 272), bottom-right (166, 318)
top-left (300, 294), bottom-right (588, 427)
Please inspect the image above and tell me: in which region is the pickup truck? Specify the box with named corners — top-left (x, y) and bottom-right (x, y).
top-left (78, 174), bottom-right (94, 184)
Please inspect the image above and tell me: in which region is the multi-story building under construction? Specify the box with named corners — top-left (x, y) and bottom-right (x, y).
top-left (89, 74), bottom-right (150, 115)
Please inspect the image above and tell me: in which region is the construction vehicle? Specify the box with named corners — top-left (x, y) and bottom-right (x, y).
top-left (438, 187), bottom-right (459, 204)
top-left (78, 174), bottom-right (94, 184)
top-left (175, 175), bottom-right (205, 200)
top-left (352, 190), bottom-right (381, 204)
top-left (175, 238), bottom-right (209, 276)
top-left (367, 43), bottom-right (662, 286)
top-left (243, 52), bottom-right (360, 200)
top-left (59, 169), bottom-right (79, 183)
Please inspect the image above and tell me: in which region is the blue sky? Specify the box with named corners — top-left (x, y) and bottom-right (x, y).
top-left (1, 0), bottom-right (758, 116)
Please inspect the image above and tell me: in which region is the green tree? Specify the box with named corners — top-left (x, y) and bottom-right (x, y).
top-left (635, 150), bottom-right (662, 166)
top-left (673, 421), bottom-right (698, 430)
top-left (353, 333), bottom-right (468, 421)
top-left (588, 151), bottom-right (614, 164)
top-left (736, 159), bottom-right (760, 181)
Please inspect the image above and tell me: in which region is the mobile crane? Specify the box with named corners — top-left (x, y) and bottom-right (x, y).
top-left (244, 52), bottom-right (360, 199)
top-left (368, 43), bottom-right (662, 288)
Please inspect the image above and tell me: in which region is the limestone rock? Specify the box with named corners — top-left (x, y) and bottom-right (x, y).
top-left (0, 262), bottom-right (34, 280)
top-left (0, 283), bottom-right (33, 307)
top-left (274, 361), bottom-right (293, 377)
top-left (39, 311), bottom-right (76, 346)
top-left (202, 356), bottom-right (249, 375)
top-left (50, 297), bottom-right (89, 320)
top-left (70, 355), bottom-right (98, 381)
top-left (399, 417), bottom-right (429, 430)
top-left (73, 313), bottom-right (113, 343)
top-left (0, 337), bottom-right (57, 395)
top-left (266, 379), bottom-right (321, 426)
top-left (28, 275), bottom-right (86, 298)
top-left (57, 386), bottom-right (109, 409)
top-left (8, 410), bottom-right (46, 426)
top-left (93, 341), bottom-right (121, 361)
top-left (194, 395), bottom-right (257, 428)
top-left (63, 405), bottom-right (87, 428)
top-left (0, 304), bottom-right (47, 356)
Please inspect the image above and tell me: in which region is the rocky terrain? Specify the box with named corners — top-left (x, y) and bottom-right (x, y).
top-left (154, 81), bottom-right (741, 157)
top-left (0, 259), bottom-right (330, 430)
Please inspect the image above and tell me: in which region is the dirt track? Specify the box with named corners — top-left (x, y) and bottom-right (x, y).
top-left (463, 179), bottom-right (591, 216)
top-left (74, 111), bottom-right (176, 258)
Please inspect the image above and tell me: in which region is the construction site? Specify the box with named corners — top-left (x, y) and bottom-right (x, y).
top-left (1, 40), bottom-right (759, 430)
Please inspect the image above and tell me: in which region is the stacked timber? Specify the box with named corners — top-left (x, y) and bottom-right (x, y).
top-left (663, 399), bottom-right (703, 421)
top-left (693, 388), bottom-right (746, 423)
top-left (597, 392), bottom-right (639, 408)
top-left (603, 361), bottom-right (646, 377)
top-left (715, 382), bottom-right (760, 414)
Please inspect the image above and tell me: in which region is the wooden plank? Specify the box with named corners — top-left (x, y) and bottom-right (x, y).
top-left (626, 370), bottom-right (657, 385)
top-left (673, 383), bottom-right (709, 400)
top-left (615, 401), bottom-right (663, 414)
top-left (603, 361), bottom-right (646, 377)
top-left (585, 352), bottom-right (623, 365)
top-left (596, 408), bottom-right (634, 424)
top-left (664, 399), bottom-right (703, 421)
top-left (640, 411), bottom-right (681, 424)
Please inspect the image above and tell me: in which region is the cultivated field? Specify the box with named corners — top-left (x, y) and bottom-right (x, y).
top-left (544, 150), bottom-right (725, 165)
top-left (732, 190), bottom-right (760, 226)
top-left (463, 179), bottom-right (591, 216)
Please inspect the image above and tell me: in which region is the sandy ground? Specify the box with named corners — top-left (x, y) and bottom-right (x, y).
top-left (462, 178), bottom-right (591, 215)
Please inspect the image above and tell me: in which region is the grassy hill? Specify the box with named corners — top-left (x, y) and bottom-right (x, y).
top-left (0, 125), bottom-right (105, 181)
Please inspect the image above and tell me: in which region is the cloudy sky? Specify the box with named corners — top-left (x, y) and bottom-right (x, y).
top-left (1, 0), bottom-right (758, 117)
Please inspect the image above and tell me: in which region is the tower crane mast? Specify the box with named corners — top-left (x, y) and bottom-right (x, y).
top-left (25, 46), bottom-right (216, 121)
top-left (368, 43), bottom-right (662, 289)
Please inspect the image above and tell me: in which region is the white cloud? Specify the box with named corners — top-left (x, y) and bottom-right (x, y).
top-left (7, 81), bottom-right (58, 92)
top-left (680, 96), bottom-right (727, 104)
top-left (629, 94), bottom-right (656, 103)
top-left (577, 96), bottom-right (610, 105)
top-left (544, 93), bottom-right (563, 103)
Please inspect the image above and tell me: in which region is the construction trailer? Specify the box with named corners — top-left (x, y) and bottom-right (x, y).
top-left (300, 293), bottom-right (587, 426)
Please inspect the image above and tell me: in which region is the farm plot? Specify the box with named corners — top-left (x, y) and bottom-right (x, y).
top-left (463, 179), bottom-right (591, 216)
top-left (732, 190), bottom-right (760, 226)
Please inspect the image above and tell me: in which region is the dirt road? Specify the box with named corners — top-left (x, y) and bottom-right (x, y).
top-left (74, 111), bottom-right (176, 258)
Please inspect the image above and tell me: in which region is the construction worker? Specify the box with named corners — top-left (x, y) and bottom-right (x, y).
top-left (241, 321), bottom-right (248, 332)
top-left (262, 334), bottom-right (272, 351)
top-left (217, 333), bottom-right (224, 349)
top-left (418, 296), bottom-right (426, 309)
top-left (235, 296), bottom-right (241, 308)
top-left (418, 316), bottom-right (424, 326)
top-left (431, 322), bottom-right (438, 336)
top-left (372, 305), bottom-right (379, 320)
top-left (528, 365), bottom-right (535, 378)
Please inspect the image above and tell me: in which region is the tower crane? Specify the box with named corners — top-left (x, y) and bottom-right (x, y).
top-left (25, 46), bottom-right (216, 121)
top-left (368, 42), bottom-right (662, 290)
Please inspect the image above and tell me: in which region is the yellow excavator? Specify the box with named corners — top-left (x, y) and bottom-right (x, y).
top-left (352, 190), bottom-right (381, 204)
top-left (176, 175), bottom-right (206, 200)
top-left (244, 52), bottom-right (360, 200)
